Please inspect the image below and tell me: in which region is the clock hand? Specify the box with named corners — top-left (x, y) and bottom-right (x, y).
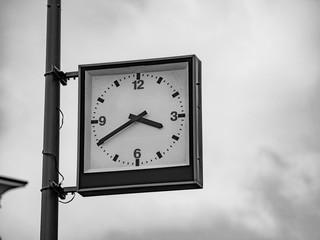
top-left (128, 114), bottom-right (163, 129)
top-left (97, 110), bottom-right (147, 146)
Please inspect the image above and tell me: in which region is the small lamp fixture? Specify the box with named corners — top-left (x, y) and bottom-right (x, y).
top-left (0, 175), bottom-right (27, 207)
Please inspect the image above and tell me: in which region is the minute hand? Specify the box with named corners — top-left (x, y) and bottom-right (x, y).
top-left (97, 110), bottom-right (147, 146)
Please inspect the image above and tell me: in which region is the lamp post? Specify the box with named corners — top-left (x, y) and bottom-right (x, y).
top-left (40, 0), bottom-right (61, 240)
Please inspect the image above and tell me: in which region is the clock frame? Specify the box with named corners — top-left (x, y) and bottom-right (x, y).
top-left (77, 55), bottom-right (202, 196)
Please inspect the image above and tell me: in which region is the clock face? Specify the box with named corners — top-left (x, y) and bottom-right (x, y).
top-left (83, 63), bottom-right (190, 173)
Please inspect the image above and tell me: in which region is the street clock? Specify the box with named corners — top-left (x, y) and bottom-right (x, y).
top-left (77, 55), bottom-right (202, 196)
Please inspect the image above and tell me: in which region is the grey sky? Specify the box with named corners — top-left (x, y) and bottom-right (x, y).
top-left (1, 0), bottom-right (320, 239)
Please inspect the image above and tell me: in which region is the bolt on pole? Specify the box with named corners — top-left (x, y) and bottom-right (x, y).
top-left (40, 0), bottom-right (61, 239)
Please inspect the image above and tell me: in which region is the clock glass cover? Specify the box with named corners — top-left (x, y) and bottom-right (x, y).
top-left (83, 62), bottom-right (189, 172)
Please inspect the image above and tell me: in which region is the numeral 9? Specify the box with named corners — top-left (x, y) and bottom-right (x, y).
top-left (99, 116), bottom-right (106, 126)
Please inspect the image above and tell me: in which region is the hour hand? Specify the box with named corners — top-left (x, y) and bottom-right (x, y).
top-left (129, 114), bottom-right (163, 129)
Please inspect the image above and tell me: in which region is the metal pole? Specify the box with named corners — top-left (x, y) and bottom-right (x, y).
top-left (40, 0), bottom-right (61, 239)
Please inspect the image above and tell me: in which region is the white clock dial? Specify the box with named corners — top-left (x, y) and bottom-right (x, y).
top-left (84, 66), bottom-right (190, 172)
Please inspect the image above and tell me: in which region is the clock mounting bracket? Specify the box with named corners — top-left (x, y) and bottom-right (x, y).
top-left (44, 65), bottom-right (78, 86)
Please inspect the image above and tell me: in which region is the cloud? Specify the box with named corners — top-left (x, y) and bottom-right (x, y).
top-left (246, 148), bottom-right (320, 240)
top-left (102, 217), bottom-right (271, 240)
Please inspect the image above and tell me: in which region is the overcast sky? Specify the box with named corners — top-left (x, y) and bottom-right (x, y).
top-left (1, 0), bottom-right (320, 239)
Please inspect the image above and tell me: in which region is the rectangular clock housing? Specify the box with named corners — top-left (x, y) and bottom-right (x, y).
top-left (77, 55), bottom-right (202, 196)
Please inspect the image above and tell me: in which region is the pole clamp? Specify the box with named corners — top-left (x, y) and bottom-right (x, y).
top-left (44, 65), bottom-right (78, 86)
top-left (41, 181), bottom-right (77, 200)
top-left (41, 180), bottom-right (66, 199)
